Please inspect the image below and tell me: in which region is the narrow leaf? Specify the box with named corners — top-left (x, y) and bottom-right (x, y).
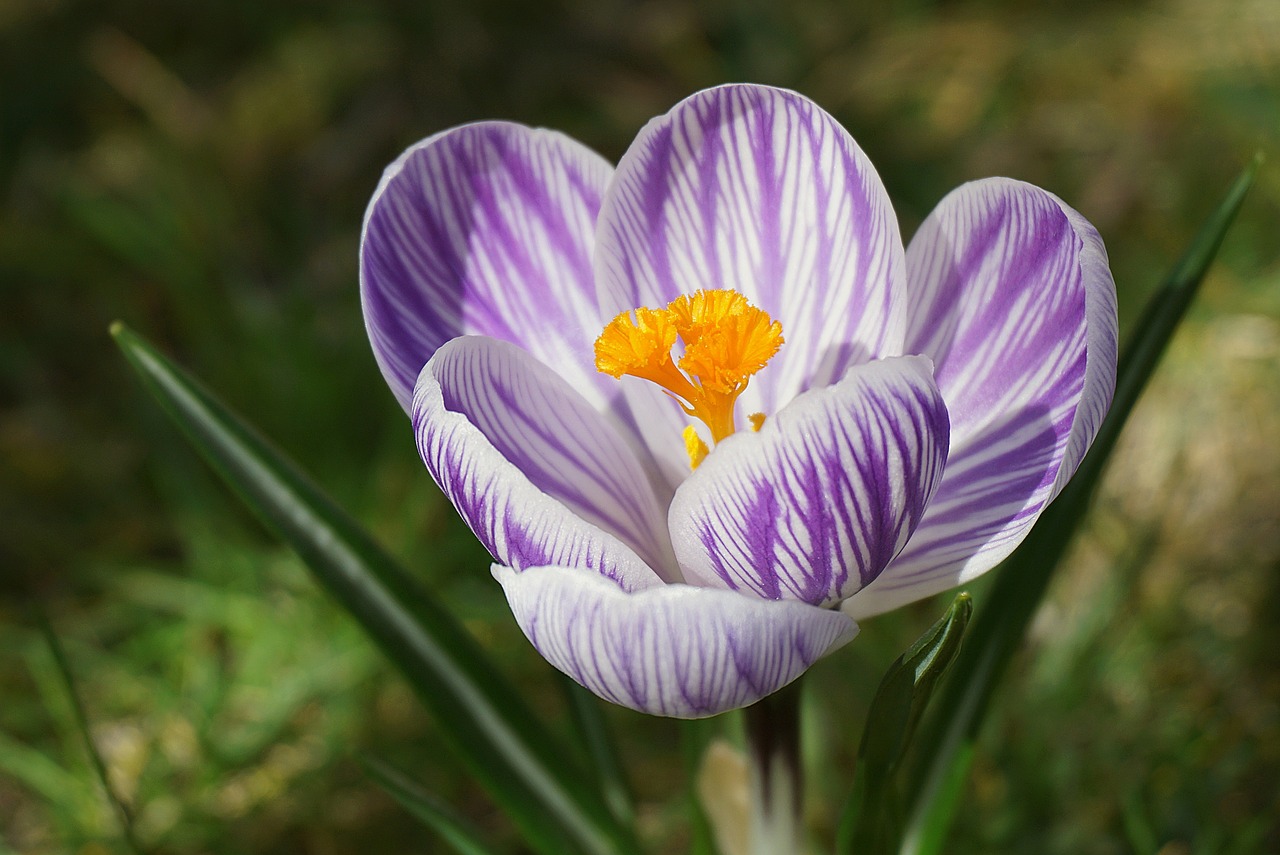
top-left (112, 324), bottom-right (639, 855)
top-left (903, 743), bottom-right (974, 855)
top-left (37, 612), bottom-right (146, 855)
top-left (837, 594), bottom-right (972, 855)
top-left (899, 157), bottom-right (1261, 855)
top-left (684, 718), bottom-right (721, 855)
top-left (560, 674), bottom-right (635, 826)
top-left (361, 755), bottom-right (498, 855)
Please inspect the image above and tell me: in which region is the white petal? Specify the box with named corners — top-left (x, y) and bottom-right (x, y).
top-left (414, 337), bottom-right (669, 591)
top-left (669, 357), bottom-right (949, 607)
top-left (496, 565), bottom-right (857, 718)
top-left (362, 122), bottom-right (616, 413)
top-left (594, 84), bottom-right (907, 483)
top-left (845, 179), bottom-right (1118, 618)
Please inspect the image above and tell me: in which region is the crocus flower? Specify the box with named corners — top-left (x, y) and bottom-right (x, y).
top-left (360, 84), bottom-right (1117, 718)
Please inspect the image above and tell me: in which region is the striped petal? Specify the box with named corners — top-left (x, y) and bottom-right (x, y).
top-left (669, 357), bottom-right (949, 607)
top-left (845, 180), bottom-right (1118, 618)
top-left (495, 564), bottom-right (857, 718)
top-left (594, 84), bottom-right (906, 481)
top-left (414, 336), bottom-right (673, 591)
top-left (362, 122), bottom-right (615, 413)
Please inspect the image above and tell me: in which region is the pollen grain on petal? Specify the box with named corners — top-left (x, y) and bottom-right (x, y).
top-left (748, 413), bottom-right (766, 432)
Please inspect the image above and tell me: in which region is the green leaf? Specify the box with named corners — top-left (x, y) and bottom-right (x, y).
top-left (112, 324), bottom-right (640, 855)
top-left (560, 674), bottom-right (635, 827)
top-left (361, 755), bottom-right (498, 855)
top-left (682, 718), bottom-right (721, 855)
top-left (36, 612), bottom-right (145, 855)
top-left (837, 594), bottom-right (972, 855)
top-left (898, 156), bottom-right (1261, 855)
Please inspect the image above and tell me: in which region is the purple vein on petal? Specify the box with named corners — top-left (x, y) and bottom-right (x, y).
top-left (497, 566), bottom-right (858, 717)
top-left (426, 337), bottom-right (675, 577)
top-left (595, 84), bottom-right (906, 420)
top-left (414, 349), bottom-right (668, 593)
top-left (844, 179), bottom-right (1116, 619)
top-left (361, 122), bottom-right (616, 412)
top-left (671, 357), bottom-right (948, 607)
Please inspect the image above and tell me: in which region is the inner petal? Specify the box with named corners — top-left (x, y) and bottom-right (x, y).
top-left (668, 356), bottom-right (950, 607)
top-left (594, 84), bottom-right (907, 423)
top-left (425, 335), bottom-right (678, 580)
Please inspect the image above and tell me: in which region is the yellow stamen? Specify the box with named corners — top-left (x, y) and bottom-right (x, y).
top-left (748, 413), bottom-right (766, 432)
top-left (666, 289), bottom-right (753, 340)
top-left (683, 426), bottom-right (710, 470)
top-left (594, 289), bottom-right (784, 468)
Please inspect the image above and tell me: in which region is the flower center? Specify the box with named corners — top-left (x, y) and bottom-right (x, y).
top-left (594, 289), bottom-right (783, 468)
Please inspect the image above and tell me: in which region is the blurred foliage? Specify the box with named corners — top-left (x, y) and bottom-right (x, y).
top-left (0, 0), bottom-right (1277, 853)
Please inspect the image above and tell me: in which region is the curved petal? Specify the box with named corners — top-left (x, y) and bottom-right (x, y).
top-left (362, 121), bottom-right (616, 413)
top-left (845, 179), bottom-right (1118, 618)
top-left (495, 564), bottom-right (857, 718)
top-left (669, 357), bottom-right (949, 607)
top-left (594, 84), bottom-right (907, 476)
top-left (414, 337), bottom-right (669, 592)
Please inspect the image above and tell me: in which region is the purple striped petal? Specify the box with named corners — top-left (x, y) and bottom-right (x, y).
top-left (669, 357), bottom-right (949, 607)
top-left (414, 336), bottom-right (673, 591)
top-left (595, 84), bottom-right (907, 428)
top-left (495, 564), bottom-right (857, 718)
top-left (362, 122), bottom-right (615, 413)
top-left (845, 180), bottom-right (1118, 618)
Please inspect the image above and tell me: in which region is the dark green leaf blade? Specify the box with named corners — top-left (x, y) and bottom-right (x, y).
top-left (112, 323), bottom-right (639, 855)
top-left (683, 718), bottom-right (720, 855)
top-left (361, 755), bottom-right (498, 855)
top-left (837, 594), bottom-right (972, 855)
top-left (560, 674), bottom-right (635, 827)
top-left (899, 156), bottom-right (1261, 855)
top-left (37, 613), bottom-right (145, 855)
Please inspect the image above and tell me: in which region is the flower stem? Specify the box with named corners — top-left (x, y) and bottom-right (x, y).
top-left (743, 680), bottom-right (804, 855)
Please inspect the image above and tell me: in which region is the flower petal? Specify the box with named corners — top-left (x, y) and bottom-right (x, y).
top-left (845, 179), bottom-right (1118, 618)
top-left (594, 84), bottom-right (906, 473)
top-left (669, 357), bottom-right (949, 607)
top-left (362, 121), bottom-right (615, 413)
top-left (414, 336), bottom-right (671, 591)
top-left (495, 564), bottom-right (857, 718)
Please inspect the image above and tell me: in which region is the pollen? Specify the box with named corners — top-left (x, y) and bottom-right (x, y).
top-left (594, 307), bottom-right (679, 380)
top-left (594, 289), bottom-right (783, 466)
top-left (683, 426), bottom-right (709, 470)
top-left (677, 305), bottom-right (784, 396)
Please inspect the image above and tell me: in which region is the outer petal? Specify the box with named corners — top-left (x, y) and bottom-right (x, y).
top-left (846, 179), bottom-right (1118, 618)
top-left (495, 564), bottom-right (857, 718)
top-left (669, 357), bottom-right (949, 607)
top-left (595, 84), bottom-right (906, 481)
top-left (362, 121), bottom-right (615, 413)
top-left (414, 336), bottom-right (670, 591)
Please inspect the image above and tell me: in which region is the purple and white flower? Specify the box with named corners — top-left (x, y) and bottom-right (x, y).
top-left (359, 84), bottom-right (1118, 718)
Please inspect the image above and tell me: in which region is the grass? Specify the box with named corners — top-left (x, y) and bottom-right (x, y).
top-left (2, 0), bottom-right (1278, 852)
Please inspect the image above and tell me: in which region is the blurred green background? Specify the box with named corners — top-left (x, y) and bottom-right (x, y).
top-left (2, 0), bottom-right (1278, 853)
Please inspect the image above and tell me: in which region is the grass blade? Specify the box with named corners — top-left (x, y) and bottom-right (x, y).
top-left (36, 612), bottom-right (145, 855)
top-left (560, 674), bottom-right (635, 826)
top-left (112, 323), bottom-right (639, 855)
top-left (683, 719), bottom-right (720, 855)
top-left (361, 756), bottom-right (498, 855)
top-left (898, 156), bottom-right (1261, 855)
top-left (836, 594), bottom-right (972, 855)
